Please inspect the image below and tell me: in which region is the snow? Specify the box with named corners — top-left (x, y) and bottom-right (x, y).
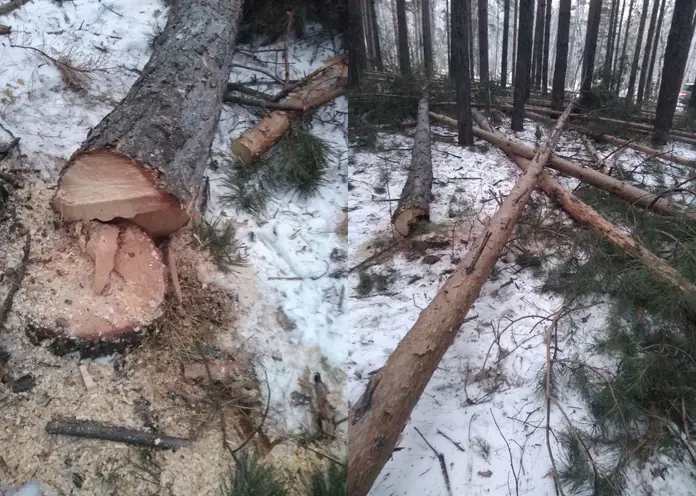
top-left (348, 119), bottom-right (696, 495)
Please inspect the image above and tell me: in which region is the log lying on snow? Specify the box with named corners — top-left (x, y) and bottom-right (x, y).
top-left (52, 0), bottom-right (242, 238)
top-left (392, 96), bottom-right (433, 236)
top-left (430, 112), bottom-right (696, 220)
top-left (230, 55), bottom-right (348, 164)
top-left (594, 133), bottom-right (695, 167)
top-left (347, 102), bottom-right (577, 496)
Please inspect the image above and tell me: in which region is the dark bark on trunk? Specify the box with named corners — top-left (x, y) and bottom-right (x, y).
top-left (453, 0), bottom-right (474, 144)
top-left (396, 0), bottom-right (411, 75)
top-left (616, 0), bottom-right (635, 94)
top-left (653, 0), bottom-right (696, 144)
top-left (637, 0), bottom-right (661, 104)
top-left (512, 0), bottom-right (534, 130)
top-left (644, 0), bottom-right (665, 101)
top-left (447, 0), bottom-right (453, 78)
top-left (551, 0), bottom-right (571, 109)
top-left (612, 0), bottom-right (626, 81)
top-left (478, 0), bottom-right (489, 84)
top-left (532, 0), bottom-right (546, 89)
top-left (349, 0), bottom-right (367, 87)
top-left (626, 0), bottom-right (650, 103)
top-left (502, 0), bottom-right (511, 87)
top-left (603, 0), bottom-right (618, 82)
top-left (580, 0), bottom-right (603, 101)
top-left (368, 0), bottom-right (383, 71)
top-left (469, 2), bottom-right (476, 80)
top-left (542, 0), bottom-right (552, 94)
top-left (392, 97), bottom-right (433, 236)
top-left (513, 0), bottom-right (518, 82)
top-left (62, 0), bottom-right (240, 208)
top-left (46, 419), bottom-right (189, 450)
top-left (423, 0), bottom-right (434, 77)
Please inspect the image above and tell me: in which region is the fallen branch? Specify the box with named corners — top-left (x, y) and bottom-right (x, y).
top-left (593, 133), bottom-right (695, 167)
top-left (45, 418), bottom-right (189, 450)
top-left (224, 94), bottom-right (304, 111)
top-left (414, 427), bottom-right (452, 496)
top-left (0, 233), bottom-right (30, 331)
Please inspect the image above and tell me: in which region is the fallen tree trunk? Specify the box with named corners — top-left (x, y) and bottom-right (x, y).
top-left (593, 133), bottom-right (695, 167)
top-left (230, 55), bottom-right (348, 164)
top-left (430, 112), bottom-right (696, 220)
top-left (347, 101), bottom-right (576, 496)
top-left (392, 96), bottom-right (433, 236)
top-left (52, 0), bottom-right (242, 237)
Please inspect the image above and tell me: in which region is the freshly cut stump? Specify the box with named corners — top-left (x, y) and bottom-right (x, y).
top-left (51, 0), bottom-right (242, 237)
top-left (20, 221), bottom-right (166, 351)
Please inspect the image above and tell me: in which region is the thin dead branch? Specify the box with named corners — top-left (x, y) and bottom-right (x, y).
top-left (414, 427), bottom-right (453, 496)
top-left (0, 233), bottom-right (30, 331)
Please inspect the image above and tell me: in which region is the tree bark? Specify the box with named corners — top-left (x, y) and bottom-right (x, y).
top-left (478, 0), bottom-right (490, 84)
top-left (502, 0), bottom-right (511, 87)
top-left (551, 0), bottom-right (571, 110)
top-left (644, 0), bottom-right (666, 102)
top-left (453, 0), bottom-right (474, 144)
top-left (603, 0), bottom-right (619, 82)
top-left (392, 97), bottom-right (433, 236)
top-left (513, 0), bottom-right (518, 82)
top-left (580, 0), bottom-right (603, 102)
top-left (512, 0), bottom-right (534, 130)
top-left (541, 0), bottom-right (552, 94)
top-left (532, 0), bottom-right (546, 89)
top-left (422, 0), bottom-right (434, 77)
top-left (598, 132), bottom-right (695, 166)
top-left (52, 0), bottom-right (241, 238)
top-left (431, 112), bottom-right (696, 219)
top-left (368, 0), bottom-right (384, 71)
top-left (470, 0), bottom-right (476, 80)
top-left (653, 0), bottom-right (696, 144)
top-left (616, 0), bottom-right (635, 94)
top-left (612, 0), bottom-right (626, 80)
top-left (349, 0), bottom-right (368, 87)
top-left (347, 101), bottom-right (576, 496)
top-left (626, 0), bottom-right (650, 103)
top-left (636, 0), bottom-right (660, 104)
top-left (396, 0), bottom-right (411, 75)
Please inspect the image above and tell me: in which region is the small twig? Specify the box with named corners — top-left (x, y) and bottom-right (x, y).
top-left (414, 427), bottom-right (453, 496)
top-left (103, 3), bottom-right (123, 17)
top-left (11, 44), bottom-right (102, 74)
top-left (198, 342), bottom-right (235, 458)
top-left (167, 241), bottom-right (183, 307)
top-left (0, 233), bottom-right (30, 331)
top-left (545, 305), bottom-right (566, 496)
top-left (224, 94), bottom-right (304, 112)
top-left (283, 11), bottom-right (293, 89)
top-left (682, 397), bottom-right (696, 451)
top-left (465, 231), bottom-right (492, 275)
top-left (490, 408), bottom-right (519, 496)
top-left (230, 63), bottom-right (284, 85)
top-left (436, 429), bottom-right (466, 452)
top-left (230, 370), bottom-right (272, 455)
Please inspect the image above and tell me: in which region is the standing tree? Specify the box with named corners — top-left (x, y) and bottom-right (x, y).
top-left (422, 0), bottom-right (434, 77)
top-left (469, 1), bottom-right (476, 79)
top-left (512, 0), bottom-right (518, 82)
top-left (612, 0), bottom-right (627, 78)
top-left (532, 0), bottom-right (546, 89)
top-left (348, 0), bottom-right (367, 88)
top-left (478, 0), bottom-right (490, 84)
top-left (396, 0), bottom-right (411, 75)
top-left (551, 0), bottom-right (571, 109)
top-left (367, 0), bottom-right (383, 71)
top-left (501, 0), bottom-right (511, 87)
top-left (512, 0), bottom-right (534, 130)
top-left (653, 0), bottom-right (696, 143)
top-left (644, 0), bottom-right (666, 102)
top-left (626, 0), bottom-right (650, 103)
top-left (616, 0), bottom-right (635, 94)
top-left (636, 0), bottom-right (661, 104)
top-left (541, 0), bottom-right (552, 94)
top-left (580, 0), bottom-right (603, 103)
top-left (453, 0), bottom-right (474, 144)
top-left (602, 0), bottom-right (619, 83)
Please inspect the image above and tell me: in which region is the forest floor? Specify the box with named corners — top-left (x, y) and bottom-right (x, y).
top-left (348, 114), bottom-right (696, 496)
top-left (0, 1), bottom-right (347, 494)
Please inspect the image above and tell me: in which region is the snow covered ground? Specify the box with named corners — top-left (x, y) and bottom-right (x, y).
top-left (0, 0), bottom-right (346, 493)
top-left (347, 119), bottom-right (696, 495)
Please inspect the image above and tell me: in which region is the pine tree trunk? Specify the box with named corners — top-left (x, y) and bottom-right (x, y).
top-left (580, 0), bottom-right (603, 102)
top-left (447, 0), bottom-right (453, 78)
top-left (636, 0), bottom-right (661, 105)
top-left (502, 0), bottom-right (511, 87)
top-left (612, 0), bottom-right (626, 79)
top-left (626, 0), bottom-right (650, 103)
top-left (551, 0), bottom-right (571, 110)
top-left (392, 97), bottom-right (433, 236)
top-left (616, 0), bottom-right (635, 94)
top-left (542, 0), bottom-right (552, 94)
top-left (653, 0), bottom-right (696, 144)
top-left (470, 1), bottom-right (476, 80)
top-left (362, 0), bottom-right (375, 69)
top-left (512, 0), bottom-right (534, 130)
top-left (478, 0), bottom-right (490, 84)
top-left (53, 0), bottom-right (241, 238)
top-left (368, 0), bottom-right (384, 71)
top-left (513, 0), bottom-right (518, 82)
top-left (349, 0), bottom-right (368, 88)
top-left (644, 0), bottom-right (666, 101)
top-left (396, 0), bottom-right (411, 75)
top-left (347, 102), bottom-right (575, 496)
top-left (422, 0), bottom-right (434, 77)
top-left (532, 0), bottom-right (546, 89)
top-left (603, 0), bottom-right (618, 82)
top-left (453, 0), bottom-right (474, 144)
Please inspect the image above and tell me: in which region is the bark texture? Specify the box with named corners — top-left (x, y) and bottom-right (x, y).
top-left (616, 0), bottom-right (635, 94)
top-left (392, 97), bottom-right (433, 236)
top-left (453, 0), bottom-right (474, 144)
top-left (551, 0), bottom-right (570, 109)
top-left (603, 0), bottom-right (619, 81)
top-left (422, 0), bottom-right (434, 77)
top-left (368, 0), bottom-right (383, 71)
top-left (501, 0), bottom-right (511, 87)
top-left (396, 0), bottom-right (412, 75)
top-left (644, 0), bottom-right (666, 101)
top-left (349, 0), bottom-right (368, 87)
top-left (512, 0), bottom-right (534, 130)
top-left (636, 0), bottom-right (661, 104)
top-left (626, 0), bottom-right (650, 103)
top-left (532, 0), bottom-right (546, 89)
top-left (541, 0), bottom-right (552, 94)
top-left (52, 0), bottom-right (242, 236)
top-left (347, 102), bottom-right (576, 496)
top-left (580, 0), bottom-right (603, 102)
top-left (478, 0), bottom-right (490, 83)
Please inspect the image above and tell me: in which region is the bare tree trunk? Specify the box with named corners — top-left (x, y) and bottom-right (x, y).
top-left (453, 0), bottom-right (475, 144)
top-left (513, 0), bottom-right (519, 82)
top-left (447, 0), bottom-right (453, 77)
top-left (532, 0), bottom-right (546, 89)
top-left (349, 0), bottom-right (368, 88)
top-left (478, 0), bottom-right (490, 83)
top-left (368, 0), bottom-right (384, 71)
top-left (580, 0), bottom-right (603, 103)
top-left (611, 0), bottom-right (626, 79)
top-left (347, 101), bottom-right (576, 496)
top-left (645, 0), bottom-right (666, 101)
top-left (502, 0), bottom-right (511, 87)
top-left (626, 0), bottom-right (650, 103)
top-left (653, 0), bottom-right (696, 144)
top-left (603, 0), bottom-right (619, 82)
top-left (616, 0), bottom-right (635, 94)
top-left (637, 0), bottom-right (661, 105)
top-left (393, 97), bottom-right (433, 236)
top-left (542, 0), bottom-right (552, 93)
top-left (512, 0), bottom-right (534, 130)
top-left (551, 0), bottom-right (571, 109)
top-left (423, 0), bottom-right (434, 77)
top-left (396, 0), bottom-right (412, 75)
top-left (470, 0), bottom-right (476, 80)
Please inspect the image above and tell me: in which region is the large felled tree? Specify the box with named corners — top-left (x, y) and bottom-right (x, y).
top-left (511, 0), bottom-right (534, 130)
top-left (551, 0), bottom-right (571, 109)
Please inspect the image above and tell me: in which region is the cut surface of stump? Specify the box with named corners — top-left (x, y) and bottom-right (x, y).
top-left (18, 221), bottom-right (166, 347)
